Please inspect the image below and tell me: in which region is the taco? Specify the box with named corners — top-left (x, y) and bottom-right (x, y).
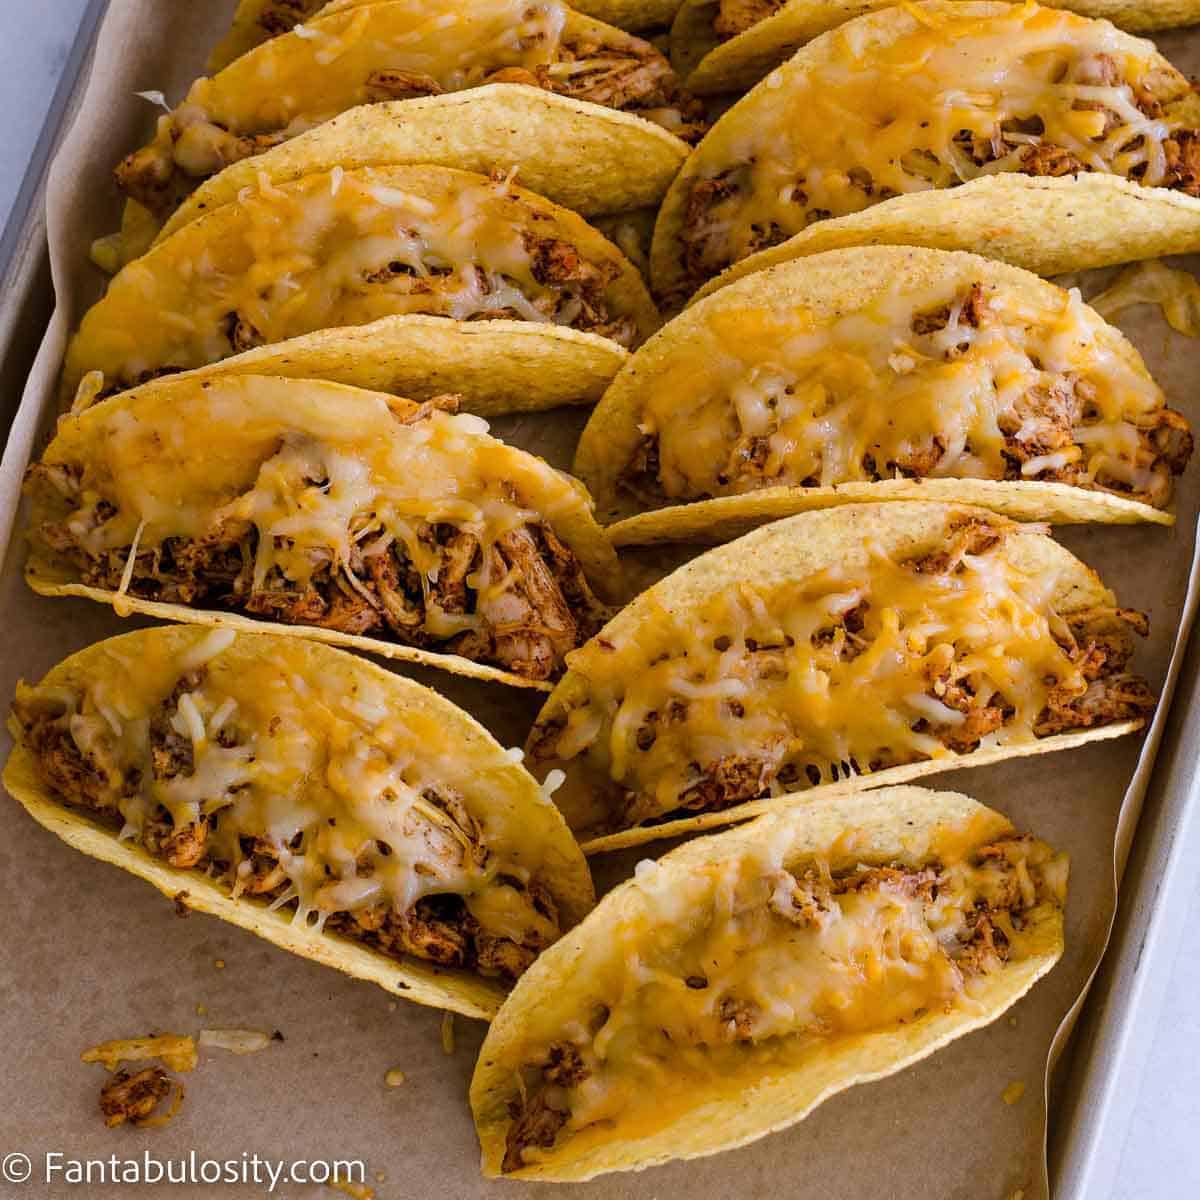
top-left (576, 246), bottom-right (1192, 545)
top-left (25, 375), bottom-right (622, 692)
top-left (652, 1), bottom-right (1200, 303)
top-left (65, 165), bottom-right (660, 408)
top-left (211, 0), bottom-right (690, 68)
top-left (472, 785), bottom-right (1065, 1177)
top-left (527, 501), bottom-right (1155, 852)
top-left (672, 0), bottom-right (1200, 97)
top-left (5, 627), bottom-right (595, 1020)
top-left (110, 0), bottom-right (701, 269)
top-left (151, 86), bottom-right (690, 249)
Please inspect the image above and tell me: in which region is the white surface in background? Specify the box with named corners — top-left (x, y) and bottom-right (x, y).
top-left (1109, 861), bottom-right (1200, 1199)
top-left (0, 3), bottom-right (1197, 1198)
top-left (0, 0), bottom-right (90, 229)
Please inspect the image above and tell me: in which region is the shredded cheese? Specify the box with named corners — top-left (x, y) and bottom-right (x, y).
top-left (197, 1028), bottom-right (273, 1055)
top-left (532, 518), bottom-right (1133, 836)
top-left (81, 1035), bottom-right (198, 1074)
top-left (611, 273), bottom-right (1179, 511)
top-left (113, 520), bottom-right (146, 618)
top-left (677, 3), bottom-right (1196, 281)
top-left (71, 165), bottom-right (639, 391)
top-left (18, 629), bottom-right (573, 966)
top-left (502, 821), bottom-right (1066, 1167)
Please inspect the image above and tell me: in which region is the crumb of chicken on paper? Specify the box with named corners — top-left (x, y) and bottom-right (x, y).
top-left (99, 1067), bottom-right (184, 1129)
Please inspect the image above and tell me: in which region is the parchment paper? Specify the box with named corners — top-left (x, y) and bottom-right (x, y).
top-left (1, 4), bottom-right (1198, 1197)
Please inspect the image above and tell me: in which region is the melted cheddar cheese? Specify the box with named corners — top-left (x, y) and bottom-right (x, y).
top-left (501, 819), bottom-right (1067, 1171)
top-left (126, 0), bottom-right (693, 222)
top-left (531, 519), bottom-right (1147, 835)
top-left (617, 276), bottom-right (1185, 510)
top-left (162, 0), bottom-right (567, 177)
top-left (12, 630), bottom-right (566, 943)
top-left (677, 2), bottom-right (1198, 285)
top-left (70, 167), bottom-right (646, 395)
top-left (29, 380), bottom-right (617, 682)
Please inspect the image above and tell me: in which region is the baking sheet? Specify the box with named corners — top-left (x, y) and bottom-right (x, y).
top-left (1, 3), bottom-right (1199, 1197)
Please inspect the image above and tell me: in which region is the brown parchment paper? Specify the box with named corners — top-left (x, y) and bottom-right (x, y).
top-left (1, 4), bottom-right (1199, 1198)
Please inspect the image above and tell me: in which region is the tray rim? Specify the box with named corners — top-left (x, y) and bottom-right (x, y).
top-left (1, 4), bottom-right (1197, 1196)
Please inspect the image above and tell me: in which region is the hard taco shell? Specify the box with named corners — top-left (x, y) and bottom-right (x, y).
top-left (65, 164), bottom-right (660, 408)
top-left (4, 628), bottom-right (596, 1020)
top-left (671, 0), bottom-right (1200, 96)
top-left (528, 502), bottom-right (1146, 852)
top-left (27, 375), bottom-right (623, 693)
top-left (652, 2), bottom-right (1200, 301)
top-left (471, 785), bottom-right (1064, 1177)
top-left (575, 245), bottom-right (1179, 544)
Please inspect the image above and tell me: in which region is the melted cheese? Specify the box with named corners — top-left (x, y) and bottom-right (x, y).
top-left (37, 381), bottom-right (604, 638)
top-left (73, 167), bottom-right (637, 391)
top-left (516, 823), bottom-right (1067, 1159)
top-left (185, 1), bottom-right (568, 145)
top-left (682, 2), bottom-right (1194, 277)
top-left (626, 277), bottom-right (1177, 505)
top-left (16, 631), bottom-right (565, 927)
top-left (535, 527), bottom-right (1092, 833)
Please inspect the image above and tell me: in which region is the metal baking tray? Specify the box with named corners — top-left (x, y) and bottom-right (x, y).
top-left (2, 4), bottom-right (1197, 1196)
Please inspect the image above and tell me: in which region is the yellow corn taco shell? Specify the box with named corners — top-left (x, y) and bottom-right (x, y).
top-left (672, 0), bottom-right (1200, 97)
top-left (156, 86), bottom-right (689, 245)
top-left (472, 785), bottom-right (1065, 1178)
top-left (26, 375), bottom-right (622, 693)
top-left (526, 501), bottom-right (1154, 852)
top-left (112, 0), bottom-right (694, 268)
top-left (5, 627), bottom-right (596, 1021)
top-left (652, 1), bottom-right (1200, 302)
top-left (691, 175), bottom-right (1200, 303)
top-left (153, 316), bottom-right (627, 419)
top-left (64, 164), bottom-right (660, 408)
top-left (575, 246), bottom-right (1188, 545)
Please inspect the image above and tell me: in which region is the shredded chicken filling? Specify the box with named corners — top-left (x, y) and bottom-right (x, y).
top-left (712, 0), bottom-right (785, 40)
top-left (530, 517), bottom-right (1155, 833)
top-left (12, 666), bottom-right (561, 983)
top-left (255, 0), bottom-right (324, 38)
top-left (677, 9), bottom-right (1200, 291)
top-left (116, 0), bottom-right (702, 220)
top-left (501, 833), bottom-right (1065, 1170)
top-left (618, 281), bottom-right (1192, 509)
top-left (84, 168), bottom-right (645, 396)
top-left (27, 401), bottom-right (606, 683)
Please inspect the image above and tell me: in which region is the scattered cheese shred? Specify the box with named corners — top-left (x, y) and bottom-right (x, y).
top-left (1002, 1080), bottom-right (1027, 1106)
top-left (441, 1012), bottom-right (456, 1055)
top-left (70, 370), bottom-right (106, 416)
top-left (1091, 260), bottom-right (1200, 338)
top-left (133, 89), bottom-right (170, 111)
top-left (113, 520), bottom-right (147, 616)
top-left (198, 1028), bottom-right (273, 1055)
top-left (82, 1034), bottom-right (198, 1074)
top-left (384, 1067), bottom-right (407, 1087)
